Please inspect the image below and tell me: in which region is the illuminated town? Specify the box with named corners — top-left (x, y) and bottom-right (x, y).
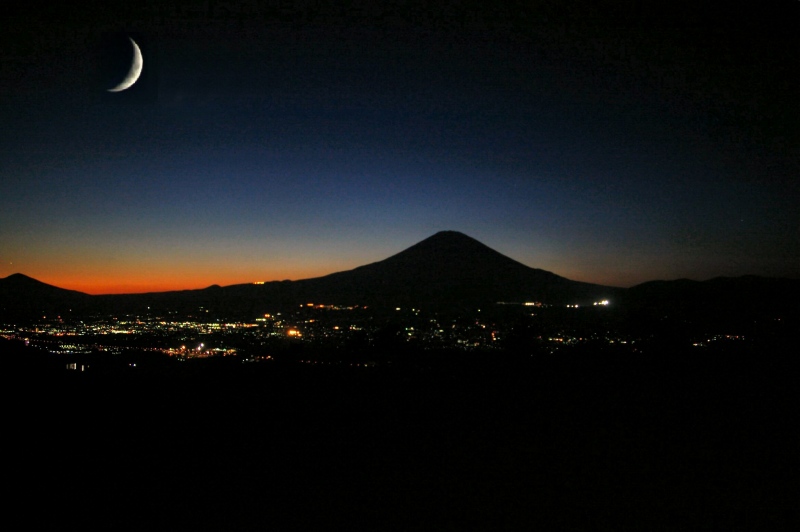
top-left (1, 295), bottom-right (760, 375)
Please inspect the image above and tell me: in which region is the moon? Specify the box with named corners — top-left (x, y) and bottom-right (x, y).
top-left (107, 37), bottom-right (143, 92)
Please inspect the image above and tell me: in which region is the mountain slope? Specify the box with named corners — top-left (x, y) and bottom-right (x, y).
top-left (284, 231), bottom-right (620, 307)
top-left (0, 273), bottom-right (92, 318)
top-left (621, 275), bottom-right (800, 331)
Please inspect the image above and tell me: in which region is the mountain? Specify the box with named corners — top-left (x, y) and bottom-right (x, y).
top-left (0, 232), bottom-right (620, 316)
top-left (284, 230), bottom-right (620, 307)
top-left (622, 275), bottom-right (800, 331)
top-left (2, 231), bottom-right (798, 319)
top-left (0, 273), bottom-right (92, 318)
top-left (163, 230), bottom-right (620, 315)
top-left (625, 275), bottom-right (800, 312)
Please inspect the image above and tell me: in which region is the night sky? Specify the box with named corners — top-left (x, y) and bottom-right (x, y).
top-left (1, 1), bottom-right (798, 294)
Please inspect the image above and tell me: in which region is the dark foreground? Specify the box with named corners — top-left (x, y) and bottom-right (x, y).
top-left (6, 351), bottom-right (796, 531)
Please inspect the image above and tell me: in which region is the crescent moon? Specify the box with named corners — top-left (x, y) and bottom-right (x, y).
top-left (107, 37), bottom-right (143, 92)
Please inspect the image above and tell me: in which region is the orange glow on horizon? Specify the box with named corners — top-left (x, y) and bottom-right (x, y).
top-left (26, 267), bottom-right (341, 295)
top-left (5, 264), bottom-right (647, 294)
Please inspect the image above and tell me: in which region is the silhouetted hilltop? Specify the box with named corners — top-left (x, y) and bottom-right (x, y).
top-left (0, 273), bottom-right (84, 296)
top-left (624, 275), bottom-right (800, 313)
top-left (620, 275), bottom-right (800, 338)
top-left (0, 273), bottom-right (91, 318)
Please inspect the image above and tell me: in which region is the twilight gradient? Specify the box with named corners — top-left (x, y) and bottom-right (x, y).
top-left (1, 2), bottom-right (797, 293)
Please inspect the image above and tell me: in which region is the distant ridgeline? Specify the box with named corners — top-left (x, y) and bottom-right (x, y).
top-left (1, 232), bottom-right (798, 326)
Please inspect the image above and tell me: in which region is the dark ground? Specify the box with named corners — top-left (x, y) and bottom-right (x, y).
top-left (6, 350), bottom-right (797, 531)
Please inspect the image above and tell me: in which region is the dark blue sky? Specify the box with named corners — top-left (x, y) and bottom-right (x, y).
top-left (1, 1), bottom-right (798, 293)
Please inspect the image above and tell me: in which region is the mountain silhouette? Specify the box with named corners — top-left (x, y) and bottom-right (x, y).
top-left (285, 230), bottom-right (620, 307)
top-left (2, 231), bottom-right (797, 319)
top-left (622, 274), bottom-right (800, 332)
top-left (0, 273), bottom-right (91, 318)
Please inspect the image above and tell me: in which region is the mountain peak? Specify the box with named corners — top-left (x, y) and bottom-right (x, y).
top-left (430, 230), bottom-right (469, 237)
top-left (400, 231), bottom-right (500, 258)
top-left (0, 273), bottom-right (90, 318)
top-left (1, 273), bottom-right (86, 294)
top-left (423, 230), bottom-right (477, 243)
top-left (307, 230), bottom-right (619, 307)
top-left (2, 273), bottom-right (42, 285)
top-left (368, 232), bottom-right (491, 268)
